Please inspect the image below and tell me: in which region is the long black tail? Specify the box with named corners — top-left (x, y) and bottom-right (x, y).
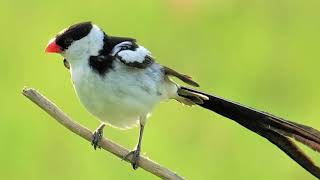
top-left (179, 86), bottom-right (320, 178)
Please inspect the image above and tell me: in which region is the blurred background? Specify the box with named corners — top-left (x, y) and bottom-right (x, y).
top-left (1, 0), bottom-right (320, 179)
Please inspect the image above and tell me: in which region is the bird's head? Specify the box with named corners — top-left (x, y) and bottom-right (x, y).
top-left (45, 21), bottom-right (105, 63)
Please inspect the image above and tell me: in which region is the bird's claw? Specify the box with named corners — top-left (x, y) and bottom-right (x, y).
top-left (122, 149), bottom-right (141, 170)
top-left (91, 128), bottom-right (104, 150)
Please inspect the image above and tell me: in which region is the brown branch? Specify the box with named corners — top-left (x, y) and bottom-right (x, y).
top-left (22, 87), bottom-right (185, 180)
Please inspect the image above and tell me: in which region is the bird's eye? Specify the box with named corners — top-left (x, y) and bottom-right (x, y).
top-left (64, 38), bottom-right (73, 45)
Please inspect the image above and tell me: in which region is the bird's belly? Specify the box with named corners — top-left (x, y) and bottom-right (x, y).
top-left (71, 66), bottom-right (170, 129)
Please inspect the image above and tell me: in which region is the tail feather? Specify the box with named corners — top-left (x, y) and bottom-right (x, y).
top-left (262, 129), bottom-right (320, 178)
top-left (179, 86), bottom-right (320, 178)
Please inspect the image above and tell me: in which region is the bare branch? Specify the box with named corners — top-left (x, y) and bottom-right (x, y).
top-left (22, 87), bottom-right (185, 180)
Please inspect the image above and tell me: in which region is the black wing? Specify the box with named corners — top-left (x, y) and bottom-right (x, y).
top-left (118, 55), bottom-right (154, 69)
top-left (112, 40), bottom-right (154, 69)
top-left (107, 36), bottom-right (136, 48)
top-left (100, 35), bottom-right (136, 55)
top-left (88, 35), bottom-right (152, 75)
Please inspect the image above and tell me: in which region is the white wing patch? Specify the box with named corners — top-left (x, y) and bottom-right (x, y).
top-left (117, 47), bottom-right (150, 63)
top-left (111, 41), bottom-right (132, 56)
top-left (111, 42), bottom-right (151, 64)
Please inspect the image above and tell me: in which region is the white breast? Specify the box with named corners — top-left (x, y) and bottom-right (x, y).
top-left (70, 61), bottom-right (178, 129)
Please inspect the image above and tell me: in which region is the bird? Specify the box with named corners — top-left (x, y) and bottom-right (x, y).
top-left (45, 21), bottom-right (320, 178)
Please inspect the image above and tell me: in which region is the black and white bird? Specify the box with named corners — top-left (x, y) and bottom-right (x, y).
top-left (45, 22), bottom-right (320, 178)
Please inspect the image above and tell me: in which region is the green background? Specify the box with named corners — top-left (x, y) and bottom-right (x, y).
top-left (2, 0), bottom-right (320, 179)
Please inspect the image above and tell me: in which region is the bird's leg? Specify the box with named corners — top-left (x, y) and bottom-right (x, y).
top-left (123, 122), bottom-right (145, 170)
top-left (91, 123), bottom-right (106, 150)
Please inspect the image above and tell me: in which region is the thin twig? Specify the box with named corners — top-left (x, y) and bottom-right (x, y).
top-left (22, 87), bottom-right (185, 180)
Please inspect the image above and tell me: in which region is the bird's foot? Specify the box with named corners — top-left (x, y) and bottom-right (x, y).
top-left (122, 148), bottom-right (141, 170)
top-left (91, 124), bottom-right (105, 150)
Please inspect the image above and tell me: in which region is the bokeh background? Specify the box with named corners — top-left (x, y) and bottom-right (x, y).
top-left (1, 0), bottom-right (320, 179)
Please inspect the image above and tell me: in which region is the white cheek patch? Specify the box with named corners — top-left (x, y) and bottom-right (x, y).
top-left (87, 25), bottom-right (104, 55)
top-left (65, 38), bottom-right (90, 59)
top-left (116, 46), bottom-right (151, 63)
top-left (64, 25), bottom-right (104, 60)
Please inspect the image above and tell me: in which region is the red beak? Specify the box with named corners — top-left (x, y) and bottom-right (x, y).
top-left (45, 38), bottom-right (62, 53)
